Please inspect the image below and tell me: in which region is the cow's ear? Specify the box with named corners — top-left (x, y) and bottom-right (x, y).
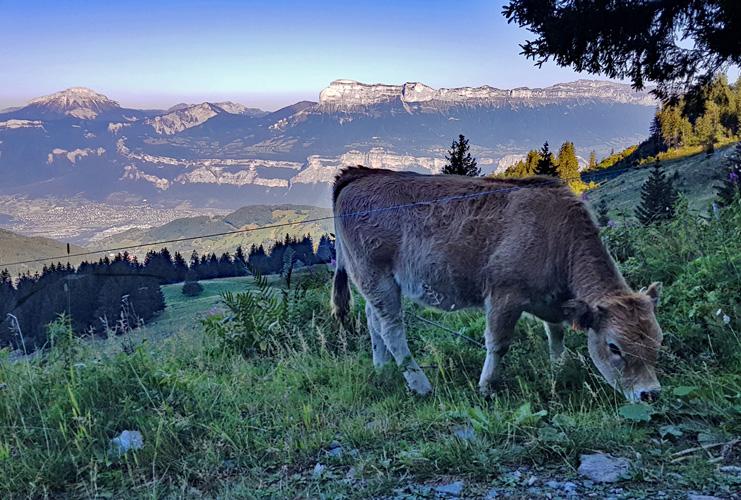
top-left (640, 282), bottom-right (662, 308)
top-left (562, 300), bottom-right (599, 331)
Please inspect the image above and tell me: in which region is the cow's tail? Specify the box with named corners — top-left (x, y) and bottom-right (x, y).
top-left (331, 232), bottom-right (351, 322)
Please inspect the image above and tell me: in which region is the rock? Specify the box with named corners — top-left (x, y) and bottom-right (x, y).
top-left (109, 430), bottom-right (143, 456)
top-left (526, 475), bottom-right (538, 486)
top-left (687, 495), bottom-right (721, 500)
top-left (562, 481), bottom-right (578, 491)
top-left (452, 424), bottom-right (476, 441)
top-left (312, 463), bottom-right (325, 479)
top-left (718, 465), bottom-right (741, 475)
top-left (545, 480), bottom-right (562, 489)
top-left (582, 480), bottom-right (595, 488)
top-left (434, 481), bottom-right (464, 497)
top-left (326, 441), bottom-right (344, 458)
top-left (485, 488), bottom-right (499, 499)
top-left (578, 453), bottom-right (631, 483)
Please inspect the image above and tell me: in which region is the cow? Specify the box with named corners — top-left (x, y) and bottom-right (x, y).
top-left (331, 166), bottom-right (663, 402)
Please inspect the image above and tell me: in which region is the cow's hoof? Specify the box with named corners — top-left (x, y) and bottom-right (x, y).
top-left (405, 370), bottom-right (432, 396)
top-left (478, 380), bottom-right (499, 398)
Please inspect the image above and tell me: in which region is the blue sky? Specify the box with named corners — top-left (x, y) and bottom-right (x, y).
top-left (0, 0), bottom-right (680, 110)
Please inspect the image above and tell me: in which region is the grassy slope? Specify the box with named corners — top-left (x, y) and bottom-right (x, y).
top-left (0, 228), bottom-right (86, 275)
top-left (587, 144), bottom-right (736, 219)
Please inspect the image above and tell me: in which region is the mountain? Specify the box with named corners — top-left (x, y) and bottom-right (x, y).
top-left (0, 79), bottom-right (656, 211)
top-left (9, 87), bottom-right (131, 120)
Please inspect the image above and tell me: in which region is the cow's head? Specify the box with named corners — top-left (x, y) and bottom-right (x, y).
top-left (563, 283), bottom-right (663, 402)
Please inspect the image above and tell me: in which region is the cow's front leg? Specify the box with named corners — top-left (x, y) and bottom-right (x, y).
top-left (479, 293), bottom-right (523, 396)
top-left (544, 321), bottom-right (566, 363)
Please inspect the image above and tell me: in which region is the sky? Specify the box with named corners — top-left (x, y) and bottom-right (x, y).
top-left (0, 0), bottom-right (734, 111)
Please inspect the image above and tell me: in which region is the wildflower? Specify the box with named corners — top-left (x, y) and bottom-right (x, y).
top-left (329, 258), bottom-right (336, 269)
top-left (607, 220), bottom-right (616, 228)
top-left (729, 171), bottom-right (739, 184)
top-left (723, 314), bottom-right (731, 325)
top-left (716, 308), bottom-right (723, 317)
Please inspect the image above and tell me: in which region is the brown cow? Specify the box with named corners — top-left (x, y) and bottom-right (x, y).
top-left (331, 166), bottom-right (663, 402)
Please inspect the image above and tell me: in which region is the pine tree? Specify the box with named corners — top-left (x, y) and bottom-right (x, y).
top-left (556, 141), bottom-right (579, 181)
top-left (588, 150), bottom-right (597, 171)
top-left (716, 142), bottom-right (741, 207)
top-left (595, 198), bottom-right (610, 227)
top-left (635, 160), bottom-right (679, 225)
top-left (442, 134), bottom-right (480, 176)
top-left (535, 141), bottom-right (558, 176)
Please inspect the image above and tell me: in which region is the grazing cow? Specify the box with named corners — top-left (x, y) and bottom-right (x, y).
top-left (331, 167), bottom-right (663, 402)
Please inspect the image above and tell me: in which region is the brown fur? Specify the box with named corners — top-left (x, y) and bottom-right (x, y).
top-left (331, 167), bottom-right (663, 400)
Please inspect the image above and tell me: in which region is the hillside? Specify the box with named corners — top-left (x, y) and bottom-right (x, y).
top-left (97, 204), bottom-right (334, 257)
top-left (587, 144), bottom-right (736, 219)
top-left (0, 229), bottom-right (86, 275)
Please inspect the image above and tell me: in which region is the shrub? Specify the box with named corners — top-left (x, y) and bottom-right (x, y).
top-left (181, 280), bottom-right (204, 297)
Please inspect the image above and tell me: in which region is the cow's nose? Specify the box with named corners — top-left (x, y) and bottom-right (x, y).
top-left (639, 388), bottom-right (661, 402)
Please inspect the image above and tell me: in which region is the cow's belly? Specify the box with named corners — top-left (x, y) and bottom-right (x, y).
top-left (395, 269), bottom-right (482, 311)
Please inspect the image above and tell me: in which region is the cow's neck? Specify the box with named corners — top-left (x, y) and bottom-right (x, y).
top-left (567, 235), bottom-right (630, 305)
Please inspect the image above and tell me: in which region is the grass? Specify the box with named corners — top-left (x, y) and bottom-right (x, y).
top-left (0, 205), bottom-right (740, 498)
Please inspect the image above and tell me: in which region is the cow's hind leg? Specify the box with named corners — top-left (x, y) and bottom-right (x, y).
top-left (544, 321), bottom-right (566, 363)
top-left (479, 292), bottom-right (524, 396)
top-left (366, 302), bottom-right (392, 367)
top-left (365, 276), bottom-right (432, 396)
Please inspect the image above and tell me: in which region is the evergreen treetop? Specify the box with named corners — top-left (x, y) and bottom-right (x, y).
top-left (535, 141), bottom-right (558, 176)
top-left (442, 134), bottom-right (480, 176)
top-left (635, 160), bottom-right (679, 225)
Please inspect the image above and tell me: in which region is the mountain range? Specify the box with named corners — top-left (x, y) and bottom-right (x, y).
top-left (0, 79), bottom-right (656, 209)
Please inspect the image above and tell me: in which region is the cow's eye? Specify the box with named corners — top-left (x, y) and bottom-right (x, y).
top-left (608, 343), bottom-right (622, 356)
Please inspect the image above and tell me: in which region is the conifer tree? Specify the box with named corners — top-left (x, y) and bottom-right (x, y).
top-left (588, 151), bottom-right (597, 171)
top-left (535, 141), bottom-right (558, 176)
top-left (635, 160), bottom-right (679, 225)
top-left (556, 141), bottom-right (579, 181)
top-left (595, 198), bottom-right (610, 227)
top-left (716, 142), bottom-right (741, 207)
top-left (442, 134), bottom-right (479, 176)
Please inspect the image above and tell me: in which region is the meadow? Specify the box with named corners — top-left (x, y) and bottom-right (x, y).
top-left (0, 198), bottom-right (739, 498)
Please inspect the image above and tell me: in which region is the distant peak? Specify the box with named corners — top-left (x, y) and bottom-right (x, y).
top-left (26, 87), bottom-right (120, 119)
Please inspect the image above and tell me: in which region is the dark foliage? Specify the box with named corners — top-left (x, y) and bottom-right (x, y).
top-left (182, 280), bottom-right (204, 297)
top-left (535, 141), bottom-right (557, 176)
top-left (503, 0), bottom-right (741, 101)
top-left (442, 134), bottom-right (480, 176)
top-left (635, 161), bottom-right (679, 225)
top-left (716, 142), bottom-right (741, 207)
top-left (596, 198), bottom-right (610, 227)
top-left (0, 234), bottom-right (336, 352)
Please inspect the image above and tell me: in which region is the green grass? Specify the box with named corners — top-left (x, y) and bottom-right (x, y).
top-left (1, 205), bottom-right (740, 498)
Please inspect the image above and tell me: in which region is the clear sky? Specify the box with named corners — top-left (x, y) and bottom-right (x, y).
top-left (0, 0), bottom-right (704, 111)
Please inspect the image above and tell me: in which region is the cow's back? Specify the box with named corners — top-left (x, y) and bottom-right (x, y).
top-left (332, 167), bottom-right (590, 309)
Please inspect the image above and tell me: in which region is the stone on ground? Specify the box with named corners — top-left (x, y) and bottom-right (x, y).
top-left (578, 453), bottom-right (630, 483)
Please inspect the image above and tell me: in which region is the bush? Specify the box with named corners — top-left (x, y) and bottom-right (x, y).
top-left (181, 280), bottom-right (204, 297)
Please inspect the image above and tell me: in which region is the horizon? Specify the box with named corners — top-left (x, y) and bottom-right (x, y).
top-left (1, 77), bottom-right (640, 113)
top-left (1, 0), bottom-right (609, 111)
